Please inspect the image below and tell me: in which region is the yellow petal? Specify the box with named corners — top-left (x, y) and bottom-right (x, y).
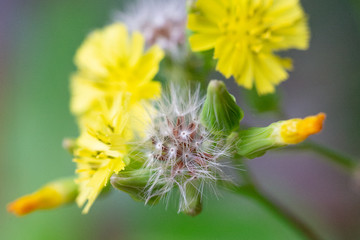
top-left (129, 31), bottom-right (145, 67)
top-left (195, 0), bottom-right (226, 19)
top-left (70, 74), bottom-right (103, 116)
top-left (189, 33), bottom-right (219, 52)
top-left (135, 45), bottom-right (164, 84)
top-left (187, 14), bottom-right (219, 33)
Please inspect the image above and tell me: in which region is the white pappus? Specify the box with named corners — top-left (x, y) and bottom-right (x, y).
top-left (142, 85), bottom-right (236, 213)
top-left (113, 0), bottom-right (187, 57)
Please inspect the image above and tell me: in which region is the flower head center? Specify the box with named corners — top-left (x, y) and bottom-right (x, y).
top-left (218, 3), bottom-right (273, 53)
top-left (150, 116), bottom-right (213, 177)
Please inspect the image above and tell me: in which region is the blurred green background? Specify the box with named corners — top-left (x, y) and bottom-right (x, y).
top-left (1, 0), bottom-right (360, 239)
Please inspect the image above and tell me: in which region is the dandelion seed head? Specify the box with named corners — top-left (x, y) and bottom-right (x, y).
top-left (113, 0), bottom-right (187, 57)
top-left (142, 84), bottom-right (235, 212)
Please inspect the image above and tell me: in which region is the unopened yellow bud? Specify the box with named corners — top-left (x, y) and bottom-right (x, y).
top-left (278, 113), bottom-right (326, 144)
top-left (237, 113), bottom-right (326, 159)
top-left (7, 178), bottom-right (77, 216)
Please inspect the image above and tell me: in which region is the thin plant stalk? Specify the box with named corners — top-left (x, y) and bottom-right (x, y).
top-left (223, 168), bottom-right (321, 240)
top-left (289, 140), bottom-right (357, 171)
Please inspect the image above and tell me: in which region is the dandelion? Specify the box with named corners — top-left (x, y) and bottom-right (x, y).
top-left (71, 23), bottom-right (164, 119)
top-left (113, 0), bottom-right (187, 57)
top-left (137, 84), bottom-right (236, 215)
top-left (187, 0), bottom-right (310, 94)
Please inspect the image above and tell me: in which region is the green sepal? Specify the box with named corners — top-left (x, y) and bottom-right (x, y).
top-left (180, 181), bottom-right (202, 217)
top-left (201, 80), bottom-right (244, 135)
top-left (51, 177), bottom-right (79, 203)
top-left (110, 168), bottom-right (162, 205)
top-left (236, 126), bottom-right (284, 159)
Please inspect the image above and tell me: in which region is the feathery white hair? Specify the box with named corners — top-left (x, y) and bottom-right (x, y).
top-left (142, 84), bottom-right (235, 212)
top-left (113, 0), bottom-right (187, 57)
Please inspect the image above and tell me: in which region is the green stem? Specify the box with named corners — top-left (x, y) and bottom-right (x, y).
top-left (290, 140), bottom-right (357, 170)
top-left (241, 184), bottom-right (320, 240)
top-left (226, 181), bottom-right (321, 240)
top-left (222, 167), bottom-right (321, 240)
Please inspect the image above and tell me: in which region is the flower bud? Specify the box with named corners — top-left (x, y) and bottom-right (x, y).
top-left (201, 80), bottom-right (244, 135)
top-left (7, 177), bottom-right (78, 216)
top-left (110, 169), bottom-right (163, 205)
top-left (276, 113), bottom-right (326, 145)
top-left (237, 113), bottom-right (326, 159)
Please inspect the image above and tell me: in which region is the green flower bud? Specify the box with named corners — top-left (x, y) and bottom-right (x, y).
top-left (201, 80), bottom-right (244, 135)
top-left (110, 169), bottom-right (163, 205)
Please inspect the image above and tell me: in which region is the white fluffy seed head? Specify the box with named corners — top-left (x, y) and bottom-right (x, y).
top-left (141, 84), bottom-right (235, 212)
top-left (113, 0), bottom-right (187, 58)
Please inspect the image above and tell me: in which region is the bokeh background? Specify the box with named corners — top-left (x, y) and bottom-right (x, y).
top-left (1, 0), bottom-right (360, 239)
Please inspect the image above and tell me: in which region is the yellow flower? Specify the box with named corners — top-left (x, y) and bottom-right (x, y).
top-left (70, 23), bottom-right (164, 213)
top-left (71, 23), bottom-right (164, 117)
top-left (187, 0), bottom-right (309, 94)
top-left (73, 94), bottom-right (132, 213)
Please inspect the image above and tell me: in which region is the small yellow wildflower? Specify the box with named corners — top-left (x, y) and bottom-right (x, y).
top-left (71, 23), bottom-right (164, 117)
top-left (70, 23), bottom-right (164, 213)
top-left (73, 94), bottom-right (135, 213)
top-left (7, 178), bottom-right (77, 216)
top-left (187, 0), bottom-right (309, 94)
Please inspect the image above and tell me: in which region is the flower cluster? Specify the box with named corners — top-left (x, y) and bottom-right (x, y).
top-left (70, 23), bottom-right (164, 213)
top-left (8, 0), bottom-right (325, 217)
